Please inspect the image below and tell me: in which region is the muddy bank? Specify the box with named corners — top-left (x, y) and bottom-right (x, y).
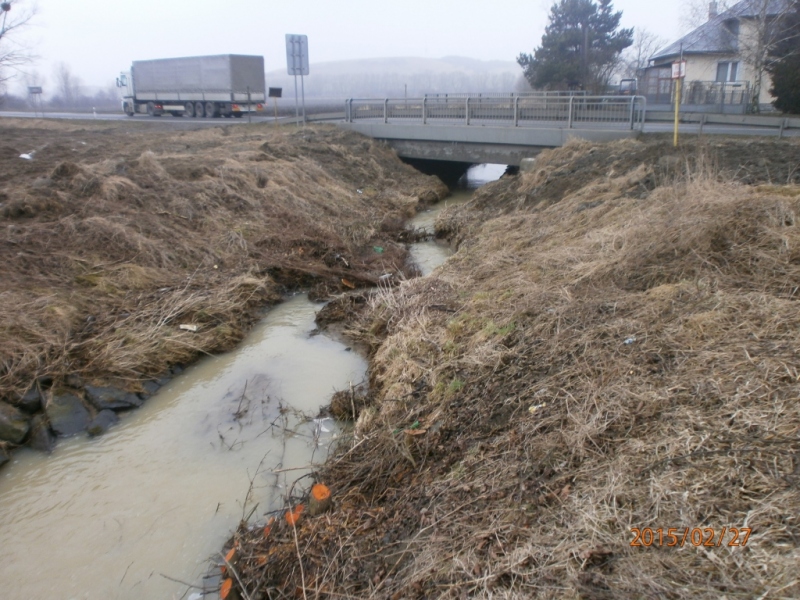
top-left (0, 119), bottom-right (447, 456)
top-left (228, 136), bottom-right (800, 599)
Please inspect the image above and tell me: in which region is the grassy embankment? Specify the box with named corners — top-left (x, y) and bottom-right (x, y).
top-left (0, 120), bottom-right (446, 451)
top-left (231, 137), bottom-right (800, 599)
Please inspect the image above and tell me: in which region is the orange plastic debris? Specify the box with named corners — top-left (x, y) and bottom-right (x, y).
top-left (220, 578), bottom-right (234, 599)
top-left (311, 483), bottom-right (331, 502)
top-left (285, 503), bottom-right (305, 526)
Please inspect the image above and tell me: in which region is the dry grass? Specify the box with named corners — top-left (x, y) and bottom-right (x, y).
top-left (0, 121), bottom-right (446, 399)
top-left (231, 138), bottom-right (800, 599)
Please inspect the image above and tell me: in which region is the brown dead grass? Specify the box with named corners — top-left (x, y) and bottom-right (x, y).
top-left (231, 137), bottom-right (800, 599)
top-left (0, 120), bottom-right (446, 399)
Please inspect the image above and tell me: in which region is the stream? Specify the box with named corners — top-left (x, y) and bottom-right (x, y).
top-left (0, 163), bottom-right (504, 599)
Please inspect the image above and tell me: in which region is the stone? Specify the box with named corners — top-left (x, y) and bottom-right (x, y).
top-left (519, 158), bottom-right (537, 173)
top-left (0, 401), bottom-right (31, 444)
top-left (28, 414), bottom-right (56, 453)
top-left (15, 386), bottom-right (42, 413)
top-left (0, 445), bottom-right (9, 469)
top-left (84, 385), bottom-right (143, 411)
top-left (87, 410), bottom-right (119, 437)
top-left (139, 381), bottom-right (161, 400)
top-left (46, 393), bottom-right (91, 437)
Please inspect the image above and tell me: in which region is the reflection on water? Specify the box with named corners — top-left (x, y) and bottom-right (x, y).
top-left (409, 163), bottom-right (505, 276)
top-left (0, 295), bottom-right (366, 600)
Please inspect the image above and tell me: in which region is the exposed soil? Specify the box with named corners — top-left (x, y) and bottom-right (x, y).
top-left (229, 136), bottom-right (800, 599)
top-left (0, 119), bottom-right (447, 453)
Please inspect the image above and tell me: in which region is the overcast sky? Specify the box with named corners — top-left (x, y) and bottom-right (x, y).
top-left (14, 0), bottom-right (688, 91)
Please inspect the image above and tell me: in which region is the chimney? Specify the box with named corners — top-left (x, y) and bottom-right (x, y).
top-left (709, 1), bottom-right (718, 19)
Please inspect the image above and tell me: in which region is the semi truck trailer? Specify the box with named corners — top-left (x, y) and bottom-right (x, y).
top-left (117, 54), bottom-right (266, 118)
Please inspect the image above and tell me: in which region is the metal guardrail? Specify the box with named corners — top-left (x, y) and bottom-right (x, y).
top-left (345, 94), bottom-right (646, 130)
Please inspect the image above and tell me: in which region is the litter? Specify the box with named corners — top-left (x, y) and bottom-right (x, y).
top-left (179, 324), bottom-right (199, 332)
top-left (528, 402), bottom-right (547, 414)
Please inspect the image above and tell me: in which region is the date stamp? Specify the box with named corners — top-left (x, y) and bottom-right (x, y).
top-left (630, 527), bottom-right (751, 548)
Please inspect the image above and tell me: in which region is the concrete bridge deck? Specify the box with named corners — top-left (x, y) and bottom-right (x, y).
top-left (339, 94), bottom-right (645, 166)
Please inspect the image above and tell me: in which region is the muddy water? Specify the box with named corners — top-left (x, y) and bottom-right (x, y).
top-left (409, 164), bottom-right (506, 274)
top-left (0, 296), bottom-right (366, 600)
top-left (0, 163), bottom-right (504, 600)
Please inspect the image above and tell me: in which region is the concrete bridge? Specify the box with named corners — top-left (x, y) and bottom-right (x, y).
top-left (338, 93), bottom-right (646, 170)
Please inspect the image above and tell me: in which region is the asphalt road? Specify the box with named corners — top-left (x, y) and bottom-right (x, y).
top-left (0, 110), bottom-right (342, 127)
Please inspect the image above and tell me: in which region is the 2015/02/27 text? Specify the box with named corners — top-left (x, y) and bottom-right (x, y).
top-left (630, 527), bottom-right (751, 548)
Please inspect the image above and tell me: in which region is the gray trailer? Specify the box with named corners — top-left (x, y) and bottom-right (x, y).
top-left (117, 54), bottom-right (266, 118)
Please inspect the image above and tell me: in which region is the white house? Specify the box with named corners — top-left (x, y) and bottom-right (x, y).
top-left (643, 0), bottom-right (791, 111)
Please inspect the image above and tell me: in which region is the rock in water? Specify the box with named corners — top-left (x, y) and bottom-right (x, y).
top-left (46, 393), bottom-right (91, 437)
top-left (0, 401), bottom-right (31, 444)
top-left (85, 385), bottom-right (143, 411)
top-left (87, 410), bottom-right (119, 436)
top-left (28, 414), bottom-right (56, 453)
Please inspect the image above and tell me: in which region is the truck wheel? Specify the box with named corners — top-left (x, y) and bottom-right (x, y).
top-left (146, 102), bottom-right (155, 116)
top-left (204, 102), bottom-right (217, 118)
top-left (195, 102), bottom-right (205, 118)
top-left (125, 104), bottom-right (135, 117)
top-left (233, 112), bottom-right (243, 118)
top-left (184, 102), bottom-right (195, 118)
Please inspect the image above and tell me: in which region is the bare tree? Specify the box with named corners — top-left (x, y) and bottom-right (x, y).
top-left (680, 0), bottom-right (736, 31)
top-left (621, 29), bottom-right (666, 80)
top-left (0, 0), bottom-right (36, 85)
top-left (53, 61), bottom-right (82, 108)
top-left (737, 0), bottom-right (800, 111)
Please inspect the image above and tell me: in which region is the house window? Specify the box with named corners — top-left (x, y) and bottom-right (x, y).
top-left (716, 61), bottom-right (739, 82)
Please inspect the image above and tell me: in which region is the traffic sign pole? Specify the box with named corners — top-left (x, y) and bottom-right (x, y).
top-left (672, 60), bottom-right (686, 147)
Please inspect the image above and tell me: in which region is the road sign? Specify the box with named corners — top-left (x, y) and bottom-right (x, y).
top-left (671, 61), bottom-right (686, 79)
top-left (28, 86), bottom-right (42, 94)
top-left (269, 87), bottom-right (282, 98)
top-left (285, 34), bottom-right (309, 76)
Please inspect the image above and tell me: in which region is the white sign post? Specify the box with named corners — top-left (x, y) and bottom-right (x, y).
top-left (285, 34), bottom-right (309, 126)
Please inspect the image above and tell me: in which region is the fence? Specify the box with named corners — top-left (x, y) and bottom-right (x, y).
top-left (345, 93), bottom-right (647, 130)
top-left (644, 80), bottom-right (751, 111)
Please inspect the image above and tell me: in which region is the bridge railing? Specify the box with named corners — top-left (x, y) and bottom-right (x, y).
top-left (345, 94), bottom-right (647, 130)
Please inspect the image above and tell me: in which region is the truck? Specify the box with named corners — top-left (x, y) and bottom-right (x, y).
top-left (116, 54), bottom-right (266, 118)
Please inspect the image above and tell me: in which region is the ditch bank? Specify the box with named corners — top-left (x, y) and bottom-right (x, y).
top-left (228, 136), bottom-right (800, 599)
top-left (0, 119), bottom-right (447, 462)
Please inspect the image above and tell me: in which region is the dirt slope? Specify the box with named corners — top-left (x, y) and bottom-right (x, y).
top-left (0, 119), bottom-right (446, 421)
top-left (231, 137), bottom-right (800, 599)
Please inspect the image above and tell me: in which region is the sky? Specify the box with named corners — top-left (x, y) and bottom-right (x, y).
top-left (10, 0), bottom-right (689, 92)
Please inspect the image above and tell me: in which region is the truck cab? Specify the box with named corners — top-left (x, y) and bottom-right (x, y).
top-left (116, 72), bottom-right (136, 116)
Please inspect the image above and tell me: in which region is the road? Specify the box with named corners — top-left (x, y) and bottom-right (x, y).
top-left (0, 110), bottom-right (342, 126)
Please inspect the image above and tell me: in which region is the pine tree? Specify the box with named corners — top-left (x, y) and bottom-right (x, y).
top-left (517, 0), bottom-right (633, 92)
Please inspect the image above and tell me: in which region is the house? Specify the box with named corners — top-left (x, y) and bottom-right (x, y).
top-left (643, 0), bottom-right (791, 111)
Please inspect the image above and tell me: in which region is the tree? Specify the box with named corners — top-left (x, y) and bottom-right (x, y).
top-left (680, 0), bottom-right (735, 31)
top-left (620, 29), bottom-right (666, 82)
top-left (517, 0), bottom-right (633, 92)
top-left (0, 0), bottom-right (36, 86)
top-left (53, 62), bottom-right (82, 108)
top-left (768, 0), bottom-right (800, 113)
